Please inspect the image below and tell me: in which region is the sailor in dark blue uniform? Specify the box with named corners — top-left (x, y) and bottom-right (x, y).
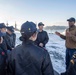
top-left (0, 31), bottom-right (7, 75)
top-left (8, 21), bottom-right (54, 75)
top-left (35, 22), bottom-right (49, 48)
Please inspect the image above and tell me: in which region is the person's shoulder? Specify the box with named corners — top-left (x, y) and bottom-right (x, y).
top-left (12, 44), bottom-right (22, 53)
top-left (14, 44), bottom-right (22, 50)
top-left (37, 47), bottom-right (49, 58)
top-left (33, 44), bottom-right (48, 55)
top-left (12, 33), bottom-right (16, 36)
top-left (8, 45), bottom-right (22, 60)
top-left (3, 33), bottom-right (9, 39)
top-left (43, 30), bottom-right (47, 33)
top-left (43, 30), bottom-right (46, 32)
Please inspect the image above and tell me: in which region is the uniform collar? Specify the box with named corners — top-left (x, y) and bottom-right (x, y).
top-left (38, 30), bottom-right (43, 32)
top-left (22, 40), bottom-right (34, 45)
top-left (6, 32), bottom-right (12, 36)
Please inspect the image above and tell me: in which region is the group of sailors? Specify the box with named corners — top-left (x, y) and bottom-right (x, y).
top-left (0, 17), bottom-right (76, 75)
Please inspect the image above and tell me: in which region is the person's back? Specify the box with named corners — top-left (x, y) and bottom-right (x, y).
top-left (8, 40), bottom-right (54, 75)
top-left (8, 21), bottom-right (54, 75)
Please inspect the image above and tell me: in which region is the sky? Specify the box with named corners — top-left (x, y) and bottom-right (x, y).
top-left (0, 0), bottom-right (76, 29)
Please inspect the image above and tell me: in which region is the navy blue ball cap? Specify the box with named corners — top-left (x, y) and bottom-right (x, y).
top-left (38, 22), bottom-right (44, 26)
top-left (21, 21), bottom-right (37, 38)
top-left (0, 23), bottom-right (6, 29)
top-left (67, 17), bottom-right (76, 22)
top-left (0, 31), bottom-right (4, 37)
top-left (10, 26), bottom-right (14, 29)
top-left (7, 26), bottom-right (14, 32)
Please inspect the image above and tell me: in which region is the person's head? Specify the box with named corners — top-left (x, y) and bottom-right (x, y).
top-left (67, 17), bottom-right (76, 28)
top-left (20, 21), bottom-right (37, 41)
top-left (0, 31), bottom-right (4, 44)
top-left (0, 23), bottom-right (6, 33)
top-left (38, 22), bottom-right (44, 31)
top-left (7, 26), bottom-right (14, 35)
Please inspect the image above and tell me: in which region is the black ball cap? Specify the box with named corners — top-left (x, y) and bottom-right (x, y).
top-left (38, 22), bottom-right (44, 26)
top-left (0, 23), bottom-right (6, 29)
top-left (67, 17), bottom-right (76, 22)
top-left (21, 21), bottom-right (37, 38)
top-left (7, 26), bottom-right (14, 32)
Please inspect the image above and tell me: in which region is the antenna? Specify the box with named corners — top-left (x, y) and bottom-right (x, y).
top-left (6, 21), bottom-right (9, 26)
top-left (15, 21), bottom-right (17, 29)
